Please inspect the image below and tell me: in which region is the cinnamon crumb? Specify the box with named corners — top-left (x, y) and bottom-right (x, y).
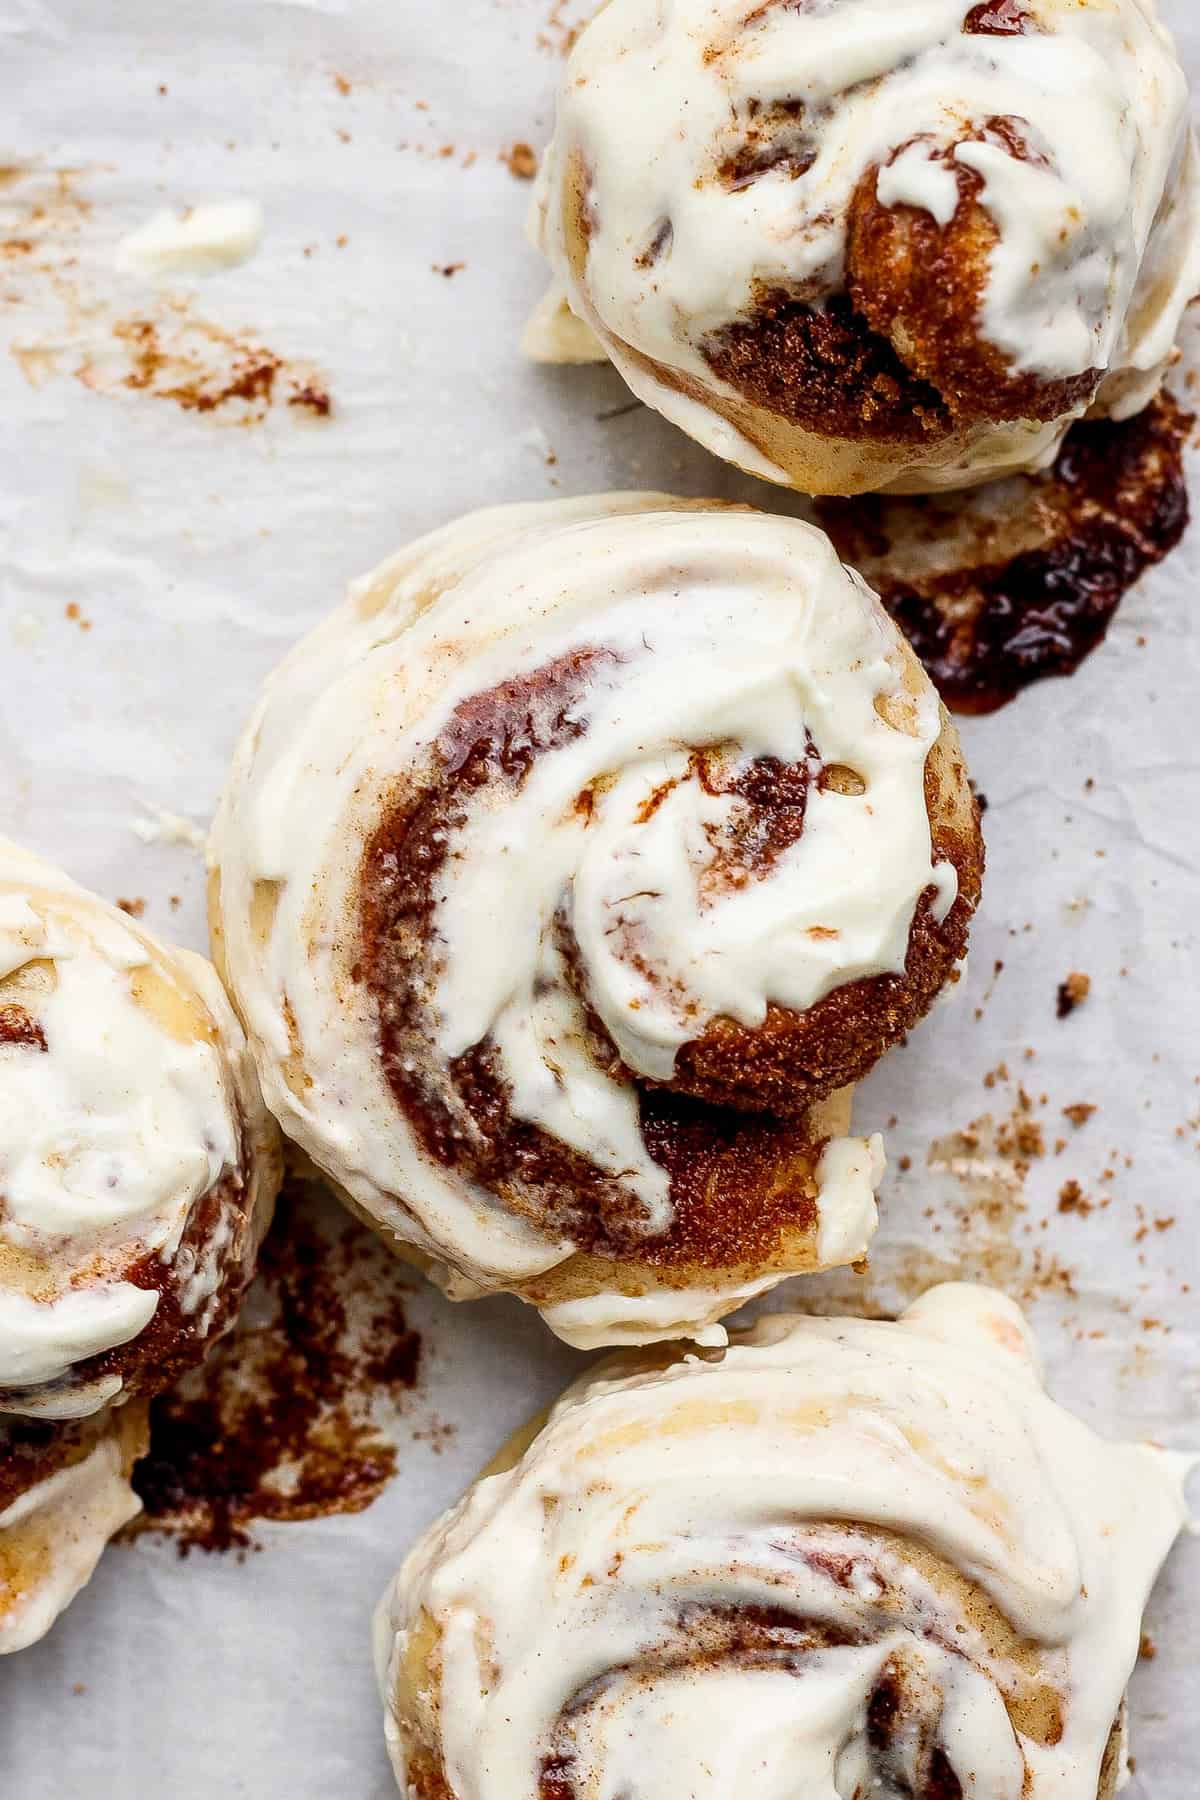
top-left (1057, 1180), bottom-right (1091, 1216)
top-left (1056, 971), bottom-right (1091, 1019)
top-left (504, 142), bottom-right (539, 181)
top-left (287, 381), bottom-right (332, 417)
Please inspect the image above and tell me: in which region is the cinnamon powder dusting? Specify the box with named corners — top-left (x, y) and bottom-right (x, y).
top-left (818, 396), bottom-right (1191, 712)
top-left (131, 1179), bottom-right (421, 1556)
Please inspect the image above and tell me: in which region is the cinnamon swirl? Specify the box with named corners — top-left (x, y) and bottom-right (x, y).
top-left (0, 838), bottom-right (281, 1425)
top-left (528, 0), bottom-right (1200, 496)
top-left (211, 495), bottom-right (982, 1347)
top-left (376, 1283), bottom-right (1189, 1800)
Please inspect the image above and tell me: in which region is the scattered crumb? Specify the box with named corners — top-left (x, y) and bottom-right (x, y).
top-left (433, 261), bottom-right (465, 278)
top-left (64, 601), bottom-right (92, 632)
top-left (503, 142), bottom-right (539, 180)
top-left (333, 73), bottom-right (352, 96)
top-left (1139, 1632), bottom-right (1157, 1662)
top-left (1062, 1102), bottom-right (1097, 1129)
top-left (116, 897), bottom-right (146, 918)
top-left (1056, 971), bottom-right (1091, 1019)
top-left (1057, 1181), bottom-right (1092, 1217)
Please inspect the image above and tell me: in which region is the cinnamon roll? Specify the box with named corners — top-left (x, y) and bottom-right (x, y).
top-left (0, 838), bottom-right (281, 1425)
top-left (0, 1405), bottom-right (147, 1655)
top-left (529, 0), bottom-right (1200, 496)
top-left (210, 495), bottom-right (983, 1347)
top-left (376, 1283), bottom-right (1189, 1800)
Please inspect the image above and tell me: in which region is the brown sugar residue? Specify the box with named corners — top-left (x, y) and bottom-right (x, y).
top-left (1056, 971), bottom-right (1091, 1019)
top-left (130, 1179), bottom-right (421, 1556)
top-left (1, 167), bottom-right (330, 423)
top-left (288, 381), bottom-right (333, 417)
top-left (817, 394), bottom-right (1191, 713)
top-left (75, 311), bottom-right (333, 424)
top-left (539, 0), bottom-right (585, 54)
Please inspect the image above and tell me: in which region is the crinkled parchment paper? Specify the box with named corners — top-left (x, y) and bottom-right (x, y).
top-left (0, 1), bottom-right (1197, 1792)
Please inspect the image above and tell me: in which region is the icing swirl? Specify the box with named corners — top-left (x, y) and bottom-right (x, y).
top-left (376, 1283), bottom-right (1189, 1800)
top-left (212, 495), bottom-right (982, 1347)
top-left (0, 1405), bottom-right (147, 1655)
top-left (0, 840), bottom-right (280, 1420)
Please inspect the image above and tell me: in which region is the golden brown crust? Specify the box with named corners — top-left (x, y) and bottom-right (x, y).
top-left (846, 141), bottom-right (1101, 429)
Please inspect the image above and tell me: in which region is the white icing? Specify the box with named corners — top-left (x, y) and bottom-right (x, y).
top-left (0, 839), bottom-right (267, 1418)
top-left (0, 1417), bottom-right (142, 1655)
top-left (116, 199), bottom-right (263, 277)
top-left (377, 1283), bottom-right (1189, 1800)
top-left (213, 496), bottom-right (955, 1339)
top-left (534, 0), bottom-right (1200, 486)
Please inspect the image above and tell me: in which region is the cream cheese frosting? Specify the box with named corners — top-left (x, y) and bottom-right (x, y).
top-left (0, 1408), bottom-right (146, 1656)
top-left (211, 494), bottom-right (970, 1344)
top-left (531, 0), bottom-right (1200, 491)
top-left (376, 1282), bottom-right (1190, 1800)
top-left (0, 839), bottom-right (278, 1419)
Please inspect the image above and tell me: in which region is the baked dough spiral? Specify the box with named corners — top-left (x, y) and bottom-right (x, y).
top-left (376, 1283), bottom-right (1189, 1800)
top-left (211, 495), bottom-right (982, 1347)
top-left (529, 0), bottom-right (1200, 496)
top-left (0, 839), bottom-right (281, 1424)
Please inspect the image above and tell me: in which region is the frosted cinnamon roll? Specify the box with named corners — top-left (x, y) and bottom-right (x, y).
top-left (211, 495), bottom-right (982, 1347)
top-left (0, 839), bottom-right (281, 1423)
top-left (0, 1405), bottom-right (147, 1655)
top-left (529, 0), bottom-right (1200, 496)
top-left (376, 1283), bottom-right (1189, 1800)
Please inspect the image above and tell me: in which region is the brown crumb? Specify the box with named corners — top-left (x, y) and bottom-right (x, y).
top-left (897, 1155), bottom-right (912, 1173)
top-left (333, 73), bottom-right (352, 96)
top-left (1062, 1102), bottom-right (1097, 1129)
top-left (116, 897), bottom-right (146, 918)
top-left (504, 142), bottom-right (539, 180)
top-left (1057, 1180), bottom-right (1091, 1217)
top-left (433, 261), bottom-right (465, 278)
top-left (1139, 1632), bottom-right (1157, 1661)
top-left (1056, 972), bottom-right (1091, 1019)
top-left (287, 381), bottom-right (332, 418)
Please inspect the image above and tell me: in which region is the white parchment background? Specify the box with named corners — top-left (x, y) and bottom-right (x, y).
top-left (1, 1), bottom-right (1198, 1793)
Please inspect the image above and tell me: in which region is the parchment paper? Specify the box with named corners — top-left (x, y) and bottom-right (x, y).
top-left (1, 2), bottom-right (1197, 1793)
